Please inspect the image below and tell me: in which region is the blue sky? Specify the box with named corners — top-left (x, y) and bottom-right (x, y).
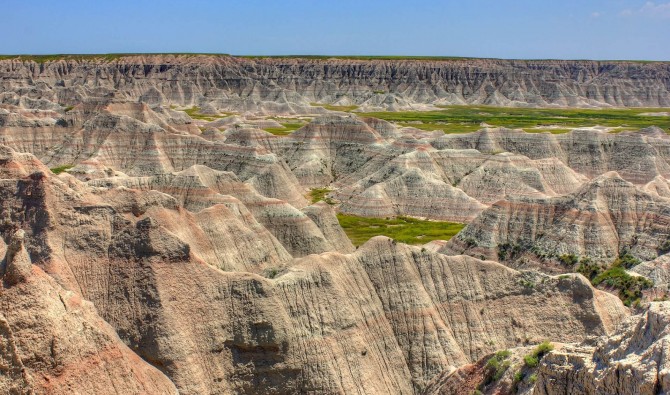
top-left (2, 0), bottom-right (669, 60)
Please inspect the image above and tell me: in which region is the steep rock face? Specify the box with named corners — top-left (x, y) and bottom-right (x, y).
top-left (1, 55), bottom-right (669, 110)
top-left (442, 172), bottom-right (670, 268)
top-left (331, 134), bottom-right (587, 223)
top-left (275, 114), bottom-right (395, 187)
top-left (457, 153), bottom-right (586, 204)
top-left (0, 147), bottom-right (634, 394)
top-left (301, 201), bottom-right (355, 253)
top-left (0, 146), bottom-right (294, 278)
top-left (0, 231), bottom-right (178, 395)
top-left (88, 165), bottom-right (346, 257)
top-left (336, 149), bottom-right (487, 222)
top-left (632, 255), bottom-right (670, 292)
top-left (534, 302), bottom-right (670, 395)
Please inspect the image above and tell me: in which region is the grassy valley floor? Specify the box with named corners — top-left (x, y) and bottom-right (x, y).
top-left (336, 213), bottom-right (465, 246)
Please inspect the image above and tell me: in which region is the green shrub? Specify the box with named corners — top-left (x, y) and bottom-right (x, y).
top-left (535, 341), bottom-right (554, 357)
top-left (524, 341), bottom-right (554, 368)
top-left (484, 349), bottom-right (512, 384)
top-left (576, 258), bottom-right (601, 280)
top-left (309, 188), bottom-right (333, 204)
top-left (264, 268), bottom-right (279, 279)
top-left (558, 254), bottom-right (579, 266)
top-left (592, 266), bottom-right (653, 306)
top-left (524, 354), bottom-right (539, 368)
top-left (613, 253), bottom-right (641, 269)
top-left (659, 239), bottom-right (670, 255)
top-left (529, 373), bottom-right (538, 384)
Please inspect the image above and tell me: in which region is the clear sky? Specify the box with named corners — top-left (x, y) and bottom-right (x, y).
top-left (2, 0), bottom-right (669, 60)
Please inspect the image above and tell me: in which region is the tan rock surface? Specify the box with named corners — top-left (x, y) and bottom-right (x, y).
top-left (534, 302), bottom-right (670, 395)
top-left (443, 172), bottom-right (670, 268)
top-left (0, 230), bottom-right (178, 395)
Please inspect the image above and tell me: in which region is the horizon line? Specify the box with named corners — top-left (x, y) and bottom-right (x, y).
top-left (0, 53), bottom-right (666, 63)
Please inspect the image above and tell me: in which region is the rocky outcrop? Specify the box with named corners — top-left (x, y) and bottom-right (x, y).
top-left (0, 148), bottom-right (631, 393)
top-left (442, 172), bottom-right (670, 269)
top-left (534, 302), bottom-right (670, 395)
top-left (434, 127), bottom-right (670, 185)
top-left (0, 230), bottom-right (178, 395)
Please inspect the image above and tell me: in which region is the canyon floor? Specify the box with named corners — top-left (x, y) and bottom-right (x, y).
top-left (2, 54), bottom-right (670, 394)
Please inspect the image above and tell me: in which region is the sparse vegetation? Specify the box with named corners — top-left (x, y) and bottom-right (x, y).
top-left (310, 103), bottom-right (359, 112)
top-left (264, 267), bottom-right (280, 279)
top-left (50, 164), bottom-right (74, 175)
top-left (592, 266), bottom-right (653, 306)
top-left (355, 105), bottom-right (670, 134)
top-left (484, 350), bottom-right (512, 385)
top-left (524, 341), bottom-right (554, 368)
top-left (497, 242), bottom-right (524, 261)
top-left (264, 122), bottom-right (304, 136)
top-left (336, 214), bottom-right (465, 246)
top-left (558, 254), bottom-right (579, 266)
top-left (659, 238), bottom-right (670, 255)
top-left (182, 106), bottom-right (231, 122)
top-left (613, 253), bottom-right (642, 269)
top-left (577, 254), bottom-right (652, 306)
top-left (309, 188), bottom-right (335, 204)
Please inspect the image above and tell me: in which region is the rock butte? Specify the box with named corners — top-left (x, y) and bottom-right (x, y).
top-left (1, 54), bottom-right (670, 394)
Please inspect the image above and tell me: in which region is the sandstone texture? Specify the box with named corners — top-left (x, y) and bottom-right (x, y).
top-left (442, 172), bottom-right (670, 269)
top-left (0, 147), bottom-right (631, 393)
top-left (0, 230), bottom-right (178, 395)
top-left (1, 54), bottom-right (670, 393)
top-left (534, 302), bottom-right (670, 395)
top-left (1, 55), bottom-right (670, 111)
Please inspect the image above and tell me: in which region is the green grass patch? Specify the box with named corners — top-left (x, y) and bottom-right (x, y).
top-left (264, 122), bottom-right (304, 136)
top-left (0, 53), bottom-right (235, 63)
top-left (309, 188), bottom-right (334, 204)
top-left (50, 164), bottom-right (74, 175)
top-left (310, 103), bottom-right (359, 112)
top-left (240, 55), bottom-right (485, 61)
top-left (356, 105), bottom-right (670, 134)
top-left (182, 106), bottom-right (231, 122)
top-left (336, 214), bottom-right (465, 246)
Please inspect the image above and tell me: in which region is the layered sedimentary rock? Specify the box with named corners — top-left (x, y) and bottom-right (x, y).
top-left (87, 165), bottom-right (351, 257)
top-left (534, 302), bottom-right (670, 395)
top-left (2, 54), bottom-right (670, 393)
top-left (0, 231), bottom-right (178, 395)
top-left (0, 148), bottom-right (630, 393)
top-left (433, 127), bottom-right (670, 185)
top-left (1, 55), bottom-right (670, 111)
top-left (442, 172), bottom-right (670, 268)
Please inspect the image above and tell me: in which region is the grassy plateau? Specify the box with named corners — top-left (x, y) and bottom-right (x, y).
top-left (356, 105), bottom-right (670, 134)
